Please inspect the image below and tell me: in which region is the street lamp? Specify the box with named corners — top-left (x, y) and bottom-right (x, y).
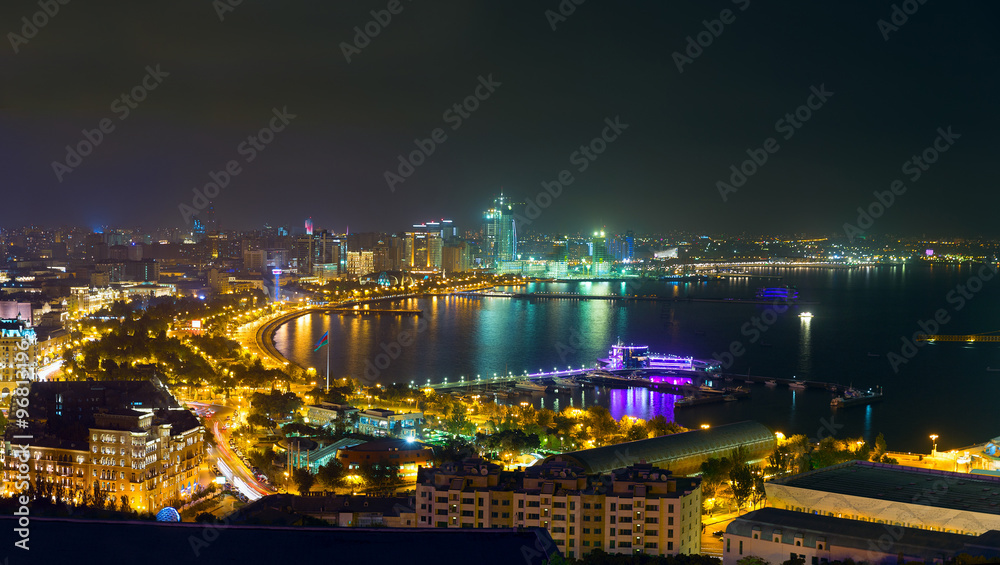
top-left (930, 434), bottom-right (939, 455)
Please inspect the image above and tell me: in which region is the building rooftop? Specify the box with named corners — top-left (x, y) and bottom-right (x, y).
top-left (0, 516), bottom-right (559, 565)
top-left (539, 420), bottom-right (776, 475)
top-left (771, 460), bottom-right (1000, 516)
top-left (728, 508), bottom-right (1000, 559)
top-left (343, 438), bottom-right (429, 452)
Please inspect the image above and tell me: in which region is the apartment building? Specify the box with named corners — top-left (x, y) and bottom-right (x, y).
top-left (415, 458), bottom-right (702, 559)
top-left (3, 389), bottom-right (205, 512)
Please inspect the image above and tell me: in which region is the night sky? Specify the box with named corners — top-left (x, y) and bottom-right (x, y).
top-left (1, 1), bottom-right (997, 235)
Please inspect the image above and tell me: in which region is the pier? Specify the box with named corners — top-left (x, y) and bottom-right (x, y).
top-left (916, 333), bottom-right (1000, 343)
top-left (462, 291), bottom-right (817, 305)
top-left (324, 307), bottom-right (422, 316)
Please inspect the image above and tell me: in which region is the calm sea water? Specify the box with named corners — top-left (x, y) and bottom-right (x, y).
top-left (273, 264), bottom-right (1000, 452)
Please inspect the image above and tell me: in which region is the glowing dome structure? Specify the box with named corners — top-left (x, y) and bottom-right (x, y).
top-left (156, 507), bottom-right (181, 522)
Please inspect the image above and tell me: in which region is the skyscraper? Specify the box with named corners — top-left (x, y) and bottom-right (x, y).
top-left (483, 194), bottom-right (516, 267)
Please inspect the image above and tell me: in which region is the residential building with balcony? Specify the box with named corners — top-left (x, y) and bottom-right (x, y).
top-left (415, 458), bottom-right (702, 559)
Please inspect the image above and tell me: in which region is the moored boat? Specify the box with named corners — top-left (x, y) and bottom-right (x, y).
top-left (515, 381), bottom-right (547, 392)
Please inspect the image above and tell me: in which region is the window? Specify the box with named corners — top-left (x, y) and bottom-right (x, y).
top-left (668, 504), bottom-right (674, 513)
top-left (618, 542), bottom-right (632, 548)
top-left (491, 512), bottom-right (498, 518)
top-left (645, 517), bottom-right (658, 524)
top-left (610, 503), bottom-right (617, 512)
top-left (570, 501), bottom-right (576, 511)
top-left (554, 502), bottom-right (566, 509)
top-left (812, 558), bottom-right (819, 565)
top-left (610, 516), bottom-right (616, 524)
top-left (518, 500), bottom-right (524, 508)
top-left (584, 503), bottom-right (591, 509)
top-left (644, 542), bottom-right (657, 549)
top-left (583, 541), bottom-right (590, 547)
top-left (668, 517), bottom-right (674, 525)
top-left (647, 529), bottom-right (658, 536)
top-left (739, 540), bottom-right (743, 555)
top-left (594, 503), bottom-right (602, 510)
top-left (502, 512), bottom-right (510, 518)
top-left (502, 500), bottom-right (510, 506)
top-left (528, 501), bottom-right (540, 507)
top-left (569, 527), bottom-right (574, 535)
top-left (609, 541), bottom-right (615, 550)
top-left (620, 517), bottom-right (632, 523)
top-left (594, 528), bottom-right (601, 535)
top-left (668, 542), bottom-right (674, 551)
top-left (668, 529), bottom-right (673, 538)
top-left (552, 527), bottom-right (565, 534)
top-left (478, 510), bottom-right (483, 519)
top-left (584, 515), bottom-right (591, 522)
top-left (620, 504), bottom-right (632, 510)
top-left (619, 529), bottom-right (630, 535)
top-left (583, 528), bottom-right (590, 535)
top-left (528, 513), bottom-right (539, 520)
top-left (647, 504), bottom-right (658, 511)
top-left (462, 498), bottom-right (474, 504)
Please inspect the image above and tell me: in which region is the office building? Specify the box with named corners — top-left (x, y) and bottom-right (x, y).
top-left (483, 194), bottom-right (516, 267)
top-left (346, 251), bottom-right (375, 276)
top-left (356, 409), bottom-right (424, 439)
top-left (337, 438), bottom-right (434, 481)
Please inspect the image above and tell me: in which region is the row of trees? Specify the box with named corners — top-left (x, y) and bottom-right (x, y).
top-left (302, 458), bottom-right (402, 496)
top-left (430, 397), bottom-right (687, 452)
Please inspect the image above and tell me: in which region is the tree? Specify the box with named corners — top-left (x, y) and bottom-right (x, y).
top-left (317, 459), bottom-right (347, 489)
top-left (195, 512), bottom-right (219, 523)
top-left (292, 468), bottom-right (315, 494)
top-left (91, 479), bottom-right (109, 509)
top-left (648, 415), bottom-right (685, 437)
top-left (246, 413), bottom-right (274, 432)
top-left (433, 437), bottom-right (478, 465)
top-left (737, 557), bottom-right (771, 565)
top-left (583, 406), bottom-right (617, 446)
top-left (444, 411), bottom-right (476, 437)
top-left (730, 463), bottom-right (754, 513)
top-left (700, 456), bottom-right (734, 499)
top-left (358, 461), bottom-right (401, 496)
top-left (750, 465), bottom-right (766, 510)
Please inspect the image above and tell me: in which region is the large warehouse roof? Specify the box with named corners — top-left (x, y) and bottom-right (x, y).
top-left (771, 460), bottom-right (1000, 516)
top-left (538, 420), bottom-right (776, 475)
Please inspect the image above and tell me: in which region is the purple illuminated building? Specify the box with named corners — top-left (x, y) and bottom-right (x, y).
top-left (601, 341), bottom-right (719, 373)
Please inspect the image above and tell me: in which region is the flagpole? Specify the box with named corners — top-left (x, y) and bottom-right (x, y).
top-left (326, 336), bottom-right (330, 394)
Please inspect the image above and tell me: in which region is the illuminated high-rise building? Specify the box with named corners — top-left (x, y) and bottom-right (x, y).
top-left (591, 230), bottom-right (607, 263)
top-left (483, 194), bottom-right (516, 267)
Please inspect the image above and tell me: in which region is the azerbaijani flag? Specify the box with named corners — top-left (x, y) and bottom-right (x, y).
top-left (314, 331), bottom-right (329, 352)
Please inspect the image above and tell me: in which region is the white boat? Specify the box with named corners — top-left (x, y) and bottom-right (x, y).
top-left (551, 376), bottom-right (581, 388)
top-left (798, 312), bottom-right (814, 318)
top-left (764, 380), bottom-right (777, 387)
top-left (789, 381), bottom-right (806, 390)
top-left (515, 381), bottom-right (547, 392)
